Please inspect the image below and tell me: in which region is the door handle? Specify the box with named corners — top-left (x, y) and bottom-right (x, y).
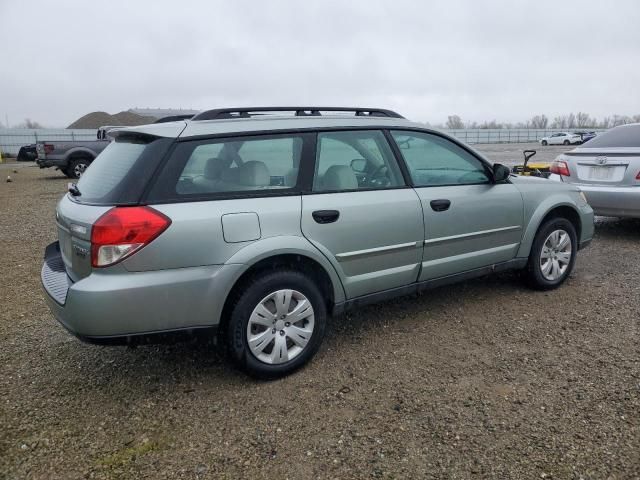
top-left (430, 199), bottom-right (451, 212)
top-left (312, 210), bottom-right (340, 224)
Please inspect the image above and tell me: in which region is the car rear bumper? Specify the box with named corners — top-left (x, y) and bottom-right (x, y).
top-left (577, 184), bottom-right (640, 218)
top-left (41, 241), bottom-right (242, 341)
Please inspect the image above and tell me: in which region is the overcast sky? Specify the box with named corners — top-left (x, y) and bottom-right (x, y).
top-left (1, 0), bottom-right (639, 127)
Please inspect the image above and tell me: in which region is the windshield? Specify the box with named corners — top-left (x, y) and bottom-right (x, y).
top-left (584, 125), bottom-right (640, 148)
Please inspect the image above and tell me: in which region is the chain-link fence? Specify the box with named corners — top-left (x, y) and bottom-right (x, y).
top-left (0, 127), bottom-right (606, 158)
top-left (0, 129), bottom-right (96, 156)
top-left (445, 128), bottom-right (605, 144)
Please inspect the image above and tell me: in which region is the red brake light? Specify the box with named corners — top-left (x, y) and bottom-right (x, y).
top-left (636, 171), bottom-right (640, 180)
top-left (90, 206), bottom-right (171, 267)
top-left (44, 143), bottom-right (54, 154)
top-left (550, 160), bottom-right (570, 176)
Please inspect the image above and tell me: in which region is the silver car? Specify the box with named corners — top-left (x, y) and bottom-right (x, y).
top-left (41, 107), bottom-right (594, 378)
top-left (551, 123), bottom-right (640, 217)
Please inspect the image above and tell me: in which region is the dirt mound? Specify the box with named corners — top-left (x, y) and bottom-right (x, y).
top-left (67, 111), bottom-right (155, 129)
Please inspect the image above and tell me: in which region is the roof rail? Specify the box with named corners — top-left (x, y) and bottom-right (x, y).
top-left (153, 114), bottom-right (195, 124)
top-left (191, 107), bottom-right (404, 121)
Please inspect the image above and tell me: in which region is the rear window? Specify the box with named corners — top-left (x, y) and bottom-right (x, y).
top-left (584, 125), bottom-right (640, 148)
top-left (74, 135), bottom-right (172, 205)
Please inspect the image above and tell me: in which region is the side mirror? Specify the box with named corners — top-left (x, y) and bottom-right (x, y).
top-left (350, 158), bottom-right (367, 173)
top-left (493, 163), bottom-right (511, 183)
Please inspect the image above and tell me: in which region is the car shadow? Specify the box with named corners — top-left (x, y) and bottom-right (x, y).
top-left (58, 271), bottom-right (526, 390)
top-left (594, 216), bottom-right (640, 240)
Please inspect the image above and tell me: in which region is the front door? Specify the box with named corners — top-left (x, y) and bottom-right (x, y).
top-left (389, 130), bottom-right (524, 281)
top-left (301, 130), bottom-right (424, 299)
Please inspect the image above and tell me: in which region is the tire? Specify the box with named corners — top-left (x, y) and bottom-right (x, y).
top-left (68, 157), bottom-right (91, 179)
top-left (541, 140), bottom-right (548, 146)
top-left (524, 217), bottom-right (577, 290)
top-left (224, 270), bottom-right (327, 379)
top-left (563, 140), bottom-right (570, 145)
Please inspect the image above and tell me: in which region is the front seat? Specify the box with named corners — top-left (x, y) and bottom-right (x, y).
top-left (233, 161), bottom-right (271, 189)
top-left (320, 165), bottom-right (358, 191)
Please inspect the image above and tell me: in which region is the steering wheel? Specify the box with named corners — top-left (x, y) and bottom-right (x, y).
top-left (368, 164), bottom-right (390, 187)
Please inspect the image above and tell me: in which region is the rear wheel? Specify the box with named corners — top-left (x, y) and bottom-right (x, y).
top-left (524, 217), bottom-right (577, 290)
top-left (541, 140), bottom-right (548, 146)
top-left (68, 157), bottom-right (91, 179)
top-left (225, 270), bottom-right (327, 379)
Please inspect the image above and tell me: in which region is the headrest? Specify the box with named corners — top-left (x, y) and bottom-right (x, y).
top-left (204, 157), bottom-right (226, 180)
top-left (321, 165), bottom-right (358, 191)
top-left (236, 161), bottom-right (270, 187)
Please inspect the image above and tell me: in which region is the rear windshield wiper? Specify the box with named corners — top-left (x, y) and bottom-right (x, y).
top-left (68, 183), bottom-right (81, 197)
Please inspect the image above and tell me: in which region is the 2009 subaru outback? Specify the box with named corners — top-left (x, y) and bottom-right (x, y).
top-left (42, 107), bottom-right (594, 378)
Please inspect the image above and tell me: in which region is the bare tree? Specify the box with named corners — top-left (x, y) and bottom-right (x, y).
top-left (446, 115), bottom-right (464, 129)
top-left (18, 118), bottom-right (43, 129)
top-left (576, 112), bottom-right (592, 128)
top-left (611, 115), bottom-right (632, 127)
top-left (551, 115), bottom-right (567, 129)
top-left (528, 115), bottom-right (548, 129)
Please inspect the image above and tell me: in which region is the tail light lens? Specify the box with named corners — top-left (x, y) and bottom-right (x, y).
top-left (550, 160), bottom-right (570, 176)
top-left (91, 206), bottom-right (171, 267)
top-left (636, 171), bottom-right (640, 180)
top-left (44, 143), bottom-right (54, 154)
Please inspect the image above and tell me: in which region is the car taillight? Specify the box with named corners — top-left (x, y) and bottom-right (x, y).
top-left (44, 143), bottom-right (54, 154)
top-left (90, 206), bottom-right (171, 267)
top-left (636, 171), bottom-right (640, 180)
top-left (550, 161), bottom-right (570, 176)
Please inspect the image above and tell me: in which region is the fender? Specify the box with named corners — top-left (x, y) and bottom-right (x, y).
top-left (516, 194), bottom-right (581, 258)
top-left (224, 235), bottom-right (347, 305)
top-left (64, 146), bottom-right (97, 162)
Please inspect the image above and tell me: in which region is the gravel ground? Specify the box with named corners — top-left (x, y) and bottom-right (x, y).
top-left (1, 150), bottom-right (639, 479)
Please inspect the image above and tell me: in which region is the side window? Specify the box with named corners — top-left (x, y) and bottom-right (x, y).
top-left (175, 135), bottom-right (303, 195)
top-left (390, 130), bottom-right (491, 187)
top-left (313, 130), bottom-right (405, 192)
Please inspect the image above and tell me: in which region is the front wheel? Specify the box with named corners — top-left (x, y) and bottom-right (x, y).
top-left (524, 217), bottom-right (577, 290)
top-left (563, 140), bottom-right (570, 145)
top-left (225, 270), bottom-right (327, 379)
top-left (541, 140), bottom-right (548, 146)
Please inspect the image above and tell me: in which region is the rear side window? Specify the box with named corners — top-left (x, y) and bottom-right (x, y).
top-left (583, 125), bottom-right (640, 148)
top-left (174, 135), bottom-right (304, 195)
top-left (74, 135), bottom-right (172, 205)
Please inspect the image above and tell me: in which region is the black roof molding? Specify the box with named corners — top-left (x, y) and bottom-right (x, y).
top-left (191, 107), bottom-right (404, 121)
top-left (153, 114), bottom-right (195, 124)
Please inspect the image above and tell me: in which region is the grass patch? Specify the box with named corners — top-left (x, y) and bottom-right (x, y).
top-left (97, 438), bottom-right (161, 468)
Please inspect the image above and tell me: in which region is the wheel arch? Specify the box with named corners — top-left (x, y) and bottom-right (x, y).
top-left (64, 147), bottom-right (95, 163)
top-left (218, 239), bottom-right (346, 332)
top-left (517, 201), bottom-right (582, 258)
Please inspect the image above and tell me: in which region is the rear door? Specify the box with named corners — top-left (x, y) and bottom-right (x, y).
top-left (300, 130), bottom-right (423, 299)
top-left (389, 130), bottom-right (524, 281)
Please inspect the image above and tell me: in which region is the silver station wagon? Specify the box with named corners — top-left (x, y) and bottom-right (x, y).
top-left (42, 107), bottom-right (594, 378)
